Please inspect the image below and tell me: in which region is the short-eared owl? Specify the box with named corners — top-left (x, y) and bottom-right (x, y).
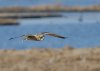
top-left (9, 32), bottom-right (67, 41)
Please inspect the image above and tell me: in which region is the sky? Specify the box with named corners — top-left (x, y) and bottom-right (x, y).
top-left (0, 0), bottom-right (99, 6)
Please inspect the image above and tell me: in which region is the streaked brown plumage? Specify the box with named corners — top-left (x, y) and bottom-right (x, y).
top-left (9, 32), bottom-right (67, 41)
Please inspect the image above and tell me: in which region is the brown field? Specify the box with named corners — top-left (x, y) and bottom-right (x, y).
top-left (0, 47), bottom-right (100, 71)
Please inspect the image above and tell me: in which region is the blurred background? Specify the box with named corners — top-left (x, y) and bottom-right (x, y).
top-left (0, 0), bottom-right (100, 49)
top-left (0, 0), bottom-right (99, 6)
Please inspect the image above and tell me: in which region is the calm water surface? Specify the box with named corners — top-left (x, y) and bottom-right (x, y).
top-left (0, 0), bottom-right (99, 6)
top-left (0, 12), bottom-right (100, 49)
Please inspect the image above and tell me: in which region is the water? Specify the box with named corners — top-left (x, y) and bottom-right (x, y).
top-left (0, 12), bottom-right (100, 49)
top-left (0, 0), bottom-right (99, 6)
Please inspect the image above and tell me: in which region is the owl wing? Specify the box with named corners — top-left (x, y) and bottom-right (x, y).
top-left (9, 35), bottom-right (25, 40)
top-left (41, 32), bottom-right (67, 39)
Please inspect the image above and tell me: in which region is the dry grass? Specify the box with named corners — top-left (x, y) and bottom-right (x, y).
top-left (0, 47), bottom-right (100, 71)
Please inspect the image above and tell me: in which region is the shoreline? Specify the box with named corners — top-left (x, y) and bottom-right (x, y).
top-left (0, 5), bottom-right (100, 12)
top-left (0, 19), bottom-right (19, 25)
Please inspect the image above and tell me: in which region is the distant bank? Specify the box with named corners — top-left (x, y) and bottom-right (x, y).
top-left (0, 5), bottom-right (100, 25)
top-left (0, 19), bottom-right (19, 25)
top-left (0, 5), bottom-right (100, 12)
